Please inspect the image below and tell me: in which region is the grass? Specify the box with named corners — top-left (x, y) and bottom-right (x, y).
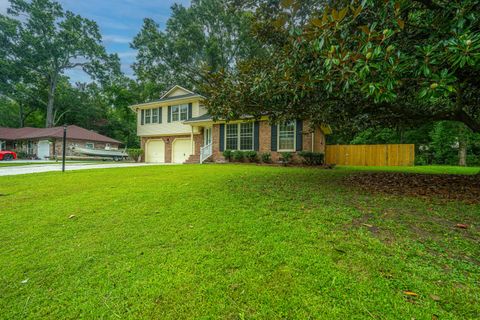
top-left (0, 165), bottom-right (478, 319)
top-left (0, 162), bottom-right (56, 167)
top-left (0, 160), bottom-right (123, 167)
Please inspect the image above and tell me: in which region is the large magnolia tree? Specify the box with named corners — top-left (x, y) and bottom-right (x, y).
top-left (201, 0), bottom-right (480, 133)
top-left (0, 0), bottom-right (120, 128)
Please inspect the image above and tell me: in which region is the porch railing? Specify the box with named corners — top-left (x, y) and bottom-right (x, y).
top-left (200, 142), bottom-right (213, 164)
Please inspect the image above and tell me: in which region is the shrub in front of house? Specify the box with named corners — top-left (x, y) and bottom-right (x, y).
top-left (222, 149), bottom-right (233, 162)
top-left (298, 151), bottom-right (325, 165)
top-left (127, 148), bottom-right (144, 162)
top-left (14, 151), bottom-right (35, 159)
top-left (14, 150), bottom-right (28, 159)
top-left (232, 150), bottom-right (245, 162)
top-left (279, 152), bottom-right (292, 166)
top-left (244, 151), bottom-right (258, 162)
top-left (261, 152), bottom-right (272, 163)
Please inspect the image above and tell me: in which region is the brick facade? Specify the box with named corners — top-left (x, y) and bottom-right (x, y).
top-left (142, 120), bottom-right (326, 164)
top-left (210, 120), bottom-right (326, 163)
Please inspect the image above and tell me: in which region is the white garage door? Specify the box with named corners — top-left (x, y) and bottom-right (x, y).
top-left (146, 140), bottom-right (165, 163)
top-left (37, 140), bottom-right (50, 159)
top-left (172, 139), bottom-right (192, 164)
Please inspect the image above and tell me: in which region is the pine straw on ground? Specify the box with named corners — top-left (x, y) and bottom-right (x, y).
top-left (343, 172), bottom-right (480, 204)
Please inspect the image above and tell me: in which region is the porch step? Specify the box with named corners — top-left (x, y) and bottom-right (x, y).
top-left (184, 154), bottom-right (200, 164)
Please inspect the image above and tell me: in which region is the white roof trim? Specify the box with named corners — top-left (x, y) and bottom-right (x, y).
top-left (128, 94), bottom-right (206, 112)
top-left (160, 85), bottom-right (195, 99)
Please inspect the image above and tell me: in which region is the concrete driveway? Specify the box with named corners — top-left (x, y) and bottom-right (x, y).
top-left (0, 162), bottom-right (173, 176)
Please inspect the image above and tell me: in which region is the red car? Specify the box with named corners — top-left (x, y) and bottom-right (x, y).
top-left (0, 150), bottom-right (17, 161)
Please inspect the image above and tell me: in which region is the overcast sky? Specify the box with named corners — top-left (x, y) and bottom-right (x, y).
top-left (0, 0), bottom-right (190, 82)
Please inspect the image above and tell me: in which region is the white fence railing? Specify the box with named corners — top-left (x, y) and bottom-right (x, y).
top-left (200, 142), bottom-right (213, 163)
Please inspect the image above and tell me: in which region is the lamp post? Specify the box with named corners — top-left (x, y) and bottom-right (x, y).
top-left (62, 124), bottom-right (67, 172)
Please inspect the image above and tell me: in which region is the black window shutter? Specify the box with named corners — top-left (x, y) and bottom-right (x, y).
top-left (271, 124), bottom-right (277, 151)
top-left (141, 109), bottom-right (144, 125)
top-left (188, 103), bottom-right (192, 119)
top-left (167, 106), bottom-right (171, 122)
top-left (296, 120), bottom-right (303, 151)
top-left (158, 107), bottom-right (162, 123)
top-left (219, 124), bottom-right (225, 152)
top-left (254, 121), bottom-right (260, 151)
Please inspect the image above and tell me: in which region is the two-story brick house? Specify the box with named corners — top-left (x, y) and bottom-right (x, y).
top-left (130, 85), bottom-right (331, 164)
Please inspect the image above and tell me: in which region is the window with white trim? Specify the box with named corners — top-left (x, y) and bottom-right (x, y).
top-left (171, 104), bottom-right (188, 122)
top-left (145, 109), bottom-right (151, 124)
top-left (226, 123), bottom-right (238, 150)
top-left (27, 141), bottom-right (34, 154)
top-left (152, 108), bottom-right (159, 123)
top-left (225, 122), bottom-right (254, 150)
top-left (86, 142), bottom-right (95, 149)
top-left (278, 121), bottom-right (296, 151)
top-left (240, 122), bottom-right (253, 150)
top-left (141, 108), bottom-right (161, 125)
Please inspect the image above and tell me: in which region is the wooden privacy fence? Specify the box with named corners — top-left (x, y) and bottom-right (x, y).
top-left (325, 144), bottom-right (415, 166)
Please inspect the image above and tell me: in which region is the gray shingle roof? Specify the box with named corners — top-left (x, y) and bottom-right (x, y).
top-left (183, 114), bottom-right (263, 124)
top-left (0, 125), bottom-right (121, 144)
top-left (183, 113), bottom-right (213, 123)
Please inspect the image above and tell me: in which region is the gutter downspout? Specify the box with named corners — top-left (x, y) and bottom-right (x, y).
top-left (191, 127), bottom-right (194, 155)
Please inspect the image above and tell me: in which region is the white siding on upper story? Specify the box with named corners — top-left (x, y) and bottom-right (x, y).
top-left (137, 100), bottom-right (202, 137)
top-left (169, 87), bottom-right (191, 97)
top-left (198, 104), bottom-right (208, 116)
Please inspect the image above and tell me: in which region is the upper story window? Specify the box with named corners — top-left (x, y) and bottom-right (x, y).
top-left (141, 107), bottom-right (161, 125)
top-left (226, 122), bottom-right (254, 150)
top-left (152, 108), bottom-right (159, 123)
top-left (171, 104), bottom-right (188, 122)
top-left (278, 121), bottom-right (296, 151)
top-left (145, 109), bottom-right (151, 124)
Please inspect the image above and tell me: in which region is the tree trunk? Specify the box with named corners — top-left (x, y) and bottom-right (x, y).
top-left (458, 137), bottom-right (467, 167)
top-left (19, 104), bottom-right (24, 127)
top-left (46, 76), bottom-right (58, 128)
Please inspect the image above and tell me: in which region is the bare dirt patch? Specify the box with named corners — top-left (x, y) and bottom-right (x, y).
top-left (343, 172), bottom-right (480, 204)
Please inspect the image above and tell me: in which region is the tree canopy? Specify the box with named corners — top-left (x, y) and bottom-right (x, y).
top-left (132, 0), bottom-right (262, 99)
top-left (201, 0), bottom-right (480, 133)
top-left (1, 0), bottom-right (120, 127)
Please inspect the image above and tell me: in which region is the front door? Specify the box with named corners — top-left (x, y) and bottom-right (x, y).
top-left (204, 127), bottom-right (212, 146)
top-left (37, 140), bottom-right (50, 159)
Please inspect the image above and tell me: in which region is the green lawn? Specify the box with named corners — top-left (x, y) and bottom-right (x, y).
top-left (0, 162), bottom-right (55, 167)
top-left (0, 165), bottom-right (478, 319)
top-left (0, 160), bottom-right (122, 167)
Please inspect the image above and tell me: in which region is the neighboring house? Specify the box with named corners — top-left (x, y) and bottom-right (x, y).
top-left (129, 85), bottom-right (332, 164)
top-left (0, 125), bottom-right (121, 159)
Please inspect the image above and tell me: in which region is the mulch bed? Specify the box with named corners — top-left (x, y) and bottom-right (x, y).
top-left (343, 172), bottom-right (480, 204)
